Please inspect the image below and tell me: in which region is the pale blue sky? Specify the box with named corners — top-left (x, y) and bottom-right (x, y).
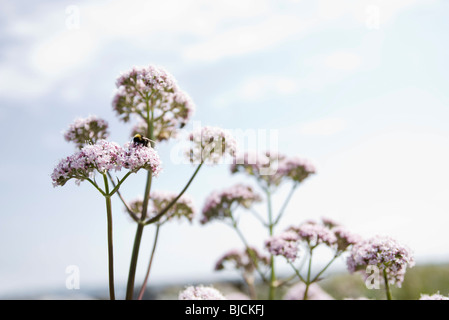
top-left (1, 0), bottom-right (449, 298)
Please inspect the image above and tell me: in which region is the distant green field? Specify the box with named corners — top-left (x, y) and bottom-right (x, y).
top-left (319, 263), bottom-right (449, 300)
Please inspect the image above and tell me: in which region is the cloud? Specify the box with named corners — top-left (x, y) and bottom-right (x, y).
top-left (298, 118), bottom-right (347, 136)
top-left (322, 51), bottom-right (362, 71)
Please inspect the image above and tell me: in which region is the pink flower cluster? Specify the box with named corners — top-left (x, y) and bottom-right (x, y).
top-left (419, 293), bottom-right (449, 300)
top-left (266, 218), bottom-right (360, 261)
top-left (201, 184), bottom-right (261, 224)
top-left (63, 115), bottom-right (109, 149)
top-left (187, 126), bottom-right (237, 165)
top-left (128, 191), bottom-right (195, 222)
top-left (265, 231), bottom-right (300, 262)
top-left (52, 140), bottom-right (161, 187)
top-left (346, 235), bottom-right (415, 287)
top-left (178, 285), bottom-right (226, 300)
top-left (215, 247), bottom-right (270, 274)
top-left (283, 282), bottom-right (334, 300)
top-left (231, 151), bottom-right (315, 187)
top-left (112, 65), bottom-right (194, 141)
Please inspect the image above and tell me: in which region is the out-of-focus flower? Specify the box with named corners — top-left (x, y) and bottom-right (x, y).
top-left (112, 65), bottom-right (194, 142)
top-left (419, 293), bottom-right (449, 300)
top-left (127, 192), bottom-right (195, 223)
top-left (346, 235), bottom-right (415, 287)
top-left (265, 231), bottom-right (300, 262)
top-left (287, 222), bottom-right (337, 248)
top-left (186, 126), bottom-right (236, 165)
top-left (178, 285), bottom-right (226, 300)
top-left (215, 247), bottom-right (270, 274)
top-left (283, 282), bottom-right (334, 300)
top-left (332, 226), bottom-right (361, 252)
top-left (63, 115), bottom-right (110, 149)
top-left (201, 184), bottom-right (261, 224)
top-left (231, 151), bottom-right (315, 188)
top-left (51, 140), bottom-right (161, 187)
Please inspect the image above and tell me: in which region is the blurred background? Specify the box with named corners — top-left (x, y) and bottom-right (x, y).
top-left (1, 0), bottom-right (448, 299)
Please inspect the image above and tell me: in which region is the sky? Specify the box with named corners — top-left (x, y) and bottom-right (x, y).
top-left (0, 0), bottom-right (449, 298)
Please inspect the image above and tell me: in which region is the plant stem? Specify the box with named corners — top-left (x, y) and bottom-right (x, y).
top-left (310, 254), bottom-right (339, 284)
top-left (125, 173), bottom-right (152, 300)
top-left (383, 268), bottom-right (393, 300)
top-left (303, 248), bottom-right (313, 300)
top-left (137, 224), bottom-right (161, 300)
top-left (102, 174), bottom-right (115, 300)
top-left (266, 188), bottom-right (276, 300)
top-left (273, 182), bottom-right (298, 226)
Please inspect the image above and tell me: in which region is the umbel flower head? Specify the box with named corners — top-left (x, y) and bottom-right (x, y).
top-left (346, 235), bottom-right (415, 287)
top-left (51, 139), bottom-right (161, 187)
top-left (215, 247), bottom-right (270, 274)
top-left (186, 126), bottom-right (237, 165)
top-left (63, 115), bottom-right (109, 149)
top-left (231, 151), bottom-right (315, 188)
top-left (128, 191), bottom-right (195, 223)
top-left (419, 292), bottom-right (449, 300)
top-left (112, 65), bottom-right (194, 142)
top-left (201, 184), bottom-right (261, 224)
top-left (265, 231), bottom-right (300, 262)
top-left (178, 285), bottom-right (226, 300)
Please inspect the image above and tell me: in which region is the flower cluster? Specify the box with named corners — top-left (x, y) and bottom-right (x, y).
top-left (231, 151), bottom-right (315, 188)
top-left (283, 282), bottom-right (334, 300)
top-left (51, 140), bottom-right (161, 187)
top-left (178, 285), bottom-right (226, 300)
top-left (187, 126), bottom-right (237, 165)
top-left (112, 65), bottom-right (195, 141)
top-left (346, 235), bottom-right (415, 287)
top-left (63, 115), bottom-right (109, 149)
top-left (265, 231), bottom-right (300, 262)
top-left (127, 192), bottom-right (195, 223)
top-left (215, 247), bottom-right (270, 274)
top-left (287, 222), bottom-right (337, 248)
top-left (201, 184), bottom-right (261, 224)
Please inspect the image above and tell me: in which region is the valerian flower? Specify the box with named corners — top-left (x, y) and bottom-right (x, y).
top-left (178, 285), bottom-right (226, 300)
top-left (51, 139), bottom-right (161, 187)
top-left (283, 282), bottom-right (334, 300)
top-left (112, 65), bottom-right (194, 142)
top-left (265, 231), bottom-right (300, 262)
top-left (63, 115), bottom-right (110, 149)
top-left (419, 292), bottom-right (449, 300)
top-left (186, 126), bottom-right (237, 165)
top-left (201, 184), bottom-right (261, 224)
top-left (215, 247), bottom-right (270, 274)
top-left (346, 235), bottom-right (415, 287)
top-left (231, 151), bottom-right (315, 189)
top-left (128, 192), bottom-right (195, 223)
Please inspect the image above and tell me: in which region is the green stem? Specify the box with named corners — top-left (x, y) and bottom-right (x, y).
top-left (383, 268), bottom-right (393, 300)
top-left (108, 171), bottom-right (132, 196)
top-left (310, 254), bottom-right (339, 284)
top-left (303, 248), bottom-right (313, 300)
top-left (137, 224), bottom-right (161, 300)
top-left (107, 172), bottom-right (138, 222)
top-left (102, 174), bottom-right (115, 300)
top-left (288, 261), bottom-right (306, 283)
top-left (266, 188), bottom-right (276, 300)
top-left (273, 182), bottom-right (298, 226)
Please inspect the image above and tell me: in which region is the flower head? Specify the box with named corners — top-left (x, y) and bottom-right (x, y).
top-left (201, 184), bottom-right (261, 224)
top-left (121, 142), bottom-right (162, 175)
top-left (63, 115), bottom-right (110, 149)
top-left (112, 65), bottom-right (194, 141)
top-left (287, 222), bottom-right (337, 248)
top-left (265, 231), bottom-right (300, 262)
top-left (186, 126), bottom-right (237, 165)
top-left (231, 151), bottom-right (315, 188)
top-left (347, 235), bottom-right (415, 287)
top-left (283, 282), bottom-right (334, 300)
top-left (419, 292), bottom-right (449, 300)
top-left (51, 140), bottom-right (124, 187)
top-left (178, 285), bottom-right (226, 300)
top-left (127, 192), bottom-right (195, 223)
top-left (215, 247), bottom-right (270, 274)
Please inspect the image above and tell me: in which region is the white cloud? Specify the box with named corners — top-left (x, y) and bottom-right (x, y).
top-left (323, 51), bottom-right (362, 71)
top-left (298, 118), bottom-right (347, 136)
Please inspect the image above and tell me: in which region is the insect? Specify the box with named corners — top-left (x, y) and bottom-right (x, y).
top-left (133, 134), bottom-right (154, 147)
